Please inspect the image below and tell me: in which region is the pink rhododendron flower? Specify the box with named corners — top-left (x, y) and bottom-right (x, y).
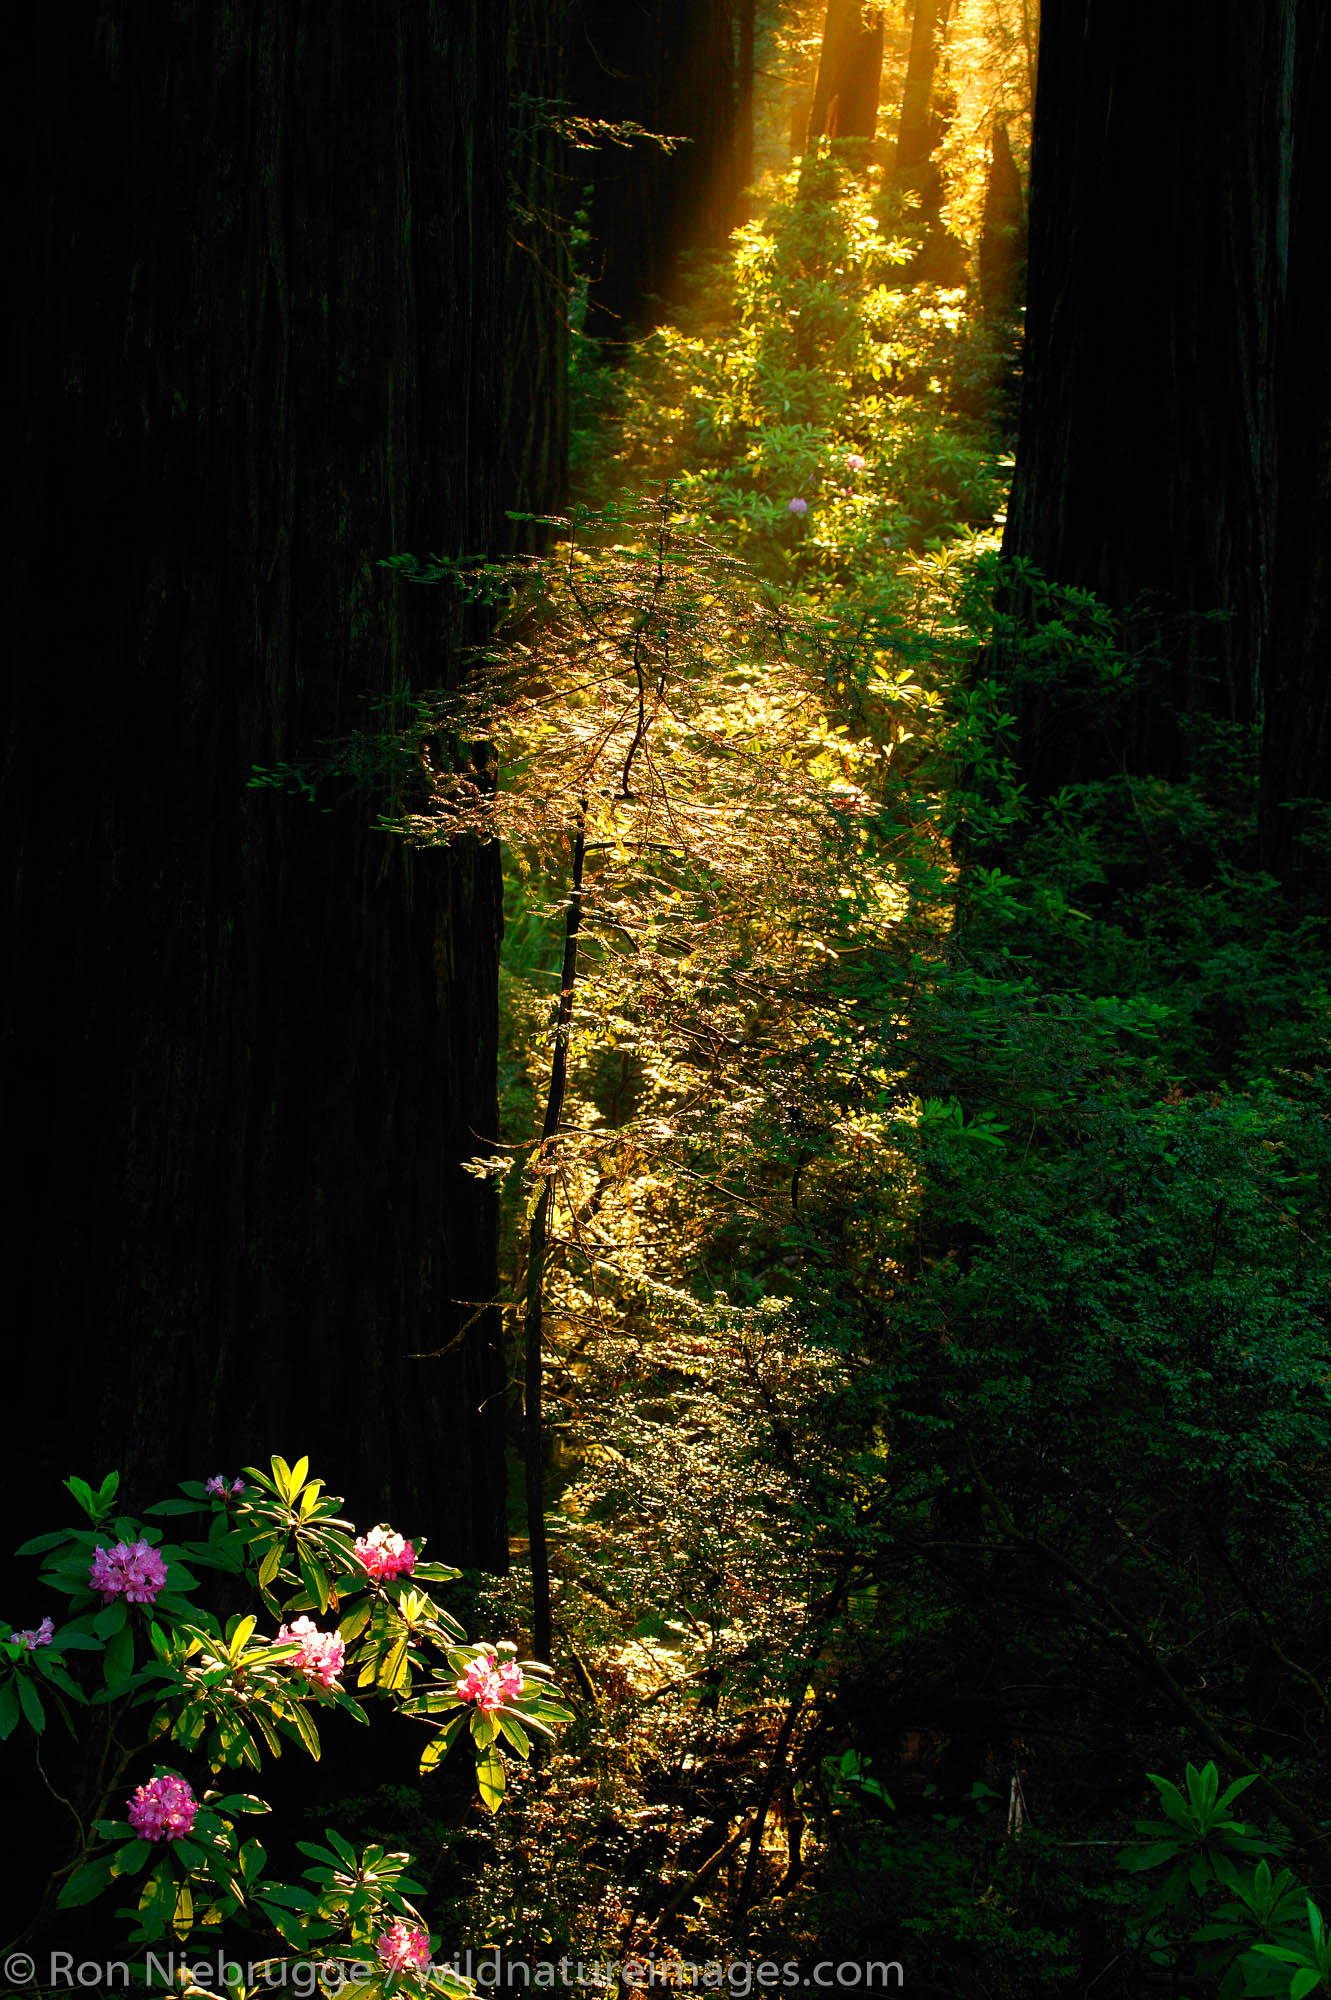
top-left (205, 1474), bottom-right (245, 1497)
top-left (455, 1651), bottom-right (524, 1712)
top-left (376, 1920), bottom-right (432, 1977)
top-left (126, 1772), bottom-right (198, 1842)
top-left (12, 1616), bottom-right (54, 1650)
top-left (846, 453), bottom-right (866, 472)
top-left (353, 1525), bottom-right (416, 1582)
top-left (787, 496), bottom-right (808, 516)
top-left (89, 1539), bottom-right (168, 1605)
top-left (277, 1615), bottom-right (346, 1689)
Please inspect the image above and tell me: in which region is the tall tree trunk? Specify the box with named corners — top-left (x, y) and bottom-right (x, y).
top-left (574, 0), bottom-right (748, 334)
top-left (894, 0), bottom-right (953, 177)
top-left (4, 5), bottom-right (563, 1562)
top-left (1000, 0), bottom-right (1294, 793)
top-left (807, 0), bottom-right (886, 145)
top-left (1258, 3), bottom-right (1331, 906)
top-left (978, 120), bottom-right (1025, 326)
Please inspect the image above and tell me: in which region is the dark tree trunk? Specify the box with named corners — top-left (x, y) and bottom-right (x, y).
top-left (574, 0), bottom-right (748, 334)
top-left (1000, 0), bottom-right (1294, 793)
top-left (4, 5), bottom-right (564, 1562)
top-left (507, 0), bottom-right (572, 536)
top-left (892, 0), bottom-right (966, 280)
top-left (894, 0), bottom-right (953, 177)
top-left (1258, 4), bottom-right (1331, 905)
top-left (807, 0), bottom-right (886, 145)
top-left (978, 120), bottom-right (1025, 326)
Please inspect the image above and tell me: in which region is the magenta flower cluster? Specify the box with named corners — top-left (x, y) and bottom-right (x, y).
top-left (376, 1920), bottom-right (432, 1977)
top-left (277, 1615), bottom-right (345, 1689)
top-left (205, 1474), bottom-right (245, 1498)
top-left (787, 496), bottom-right (808, 517)
top-left (455, 1651), bottom-right (524, 1714)
top-left (126, 1772), bottom-right (198, 1843)
top-left (353, 1525), bottom-right (416, 1583)
top-left (11, 1616), bottom-right (54, 1650)
top-left (89, 1539), bottom-right (168, 1606)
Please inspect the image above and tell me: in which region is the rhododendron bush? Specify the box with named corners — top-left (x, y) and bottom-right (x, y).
top-left (0, 1456), bottom-right (569, 1990)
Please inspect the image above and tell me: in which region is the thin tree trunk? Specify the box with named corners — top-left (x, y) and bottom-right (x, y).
top-left (523, 802), bottom-right (588, 1664)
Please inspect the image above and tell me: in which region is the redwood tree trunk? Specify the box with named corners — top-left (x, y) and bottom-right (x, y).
top-left (807, 0), bottom-right (886, 145)
top-left (574, 0), bottom-right (748, 334)
top-left (3, 4), bottom-right (562, 1560)
top-left (1000, 0), bottom-right (1294, 792)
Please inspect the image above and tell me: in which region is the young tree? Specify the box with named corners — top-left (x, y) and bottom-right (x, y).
top-left (4, 4), bottom-right (570, 1562)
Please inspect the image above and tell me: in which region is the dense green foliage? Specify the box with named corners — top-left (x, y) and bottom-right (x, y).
top-left (440, 125), bottom-right (1331, 1998)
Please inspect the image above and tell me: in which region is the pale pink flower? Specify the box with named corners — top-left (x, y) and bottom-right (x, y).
top-left (787, 496), bottom-right (808, 517)
top-left (353, 1525), bottom-right (416, 1583)
top-left (277, 1615), bottom-right (345, 1689)
top-left (12, 1616), bottom-right (54, 1650)
top-left (376, 1920), bottom-right (432, 1977)
top-left (89, 1539), bottom-right (168, 1605)
top-left (455, 1651), bottom-right (523, 1713)
top-left (127, 1772), bottom-right (198, 1842)
top-left (846, 453), bottom-right (866, 472)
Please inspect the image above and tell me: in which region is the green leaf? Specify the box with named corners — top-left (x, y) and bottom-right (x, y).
top-left (338, 1600), bottom-right (373, 1645)
top-left (1290, 1972), bottom-right (1322, 2000)
top-left (282, 1701), bottom-right (322, 1761)
top-left (104, 1623), bottom-right (135, 1689)
top-left (57, 1855), bottom-right (118, 1907)
top-left (497, 1710), bottom-right (532, 1758)
top-left (0, 1678), bottom-right (21, 1740)
top-left (475, 1747), bottom-right (505, 1812)
top-left (16, 1674), bottom-right (46, 1733)
top-left (325, 1828), bottom-right (359, 1870)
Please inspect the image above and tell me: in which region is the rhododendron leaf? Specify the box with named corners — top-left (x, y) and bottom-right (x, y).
top-left (412, 1562), bottom-right (462, 1583)
top-left (97, 1473), bottom-right (120, 1506)
top-left (510, 1707), bottom-right (555, 1740)
top-left (57, 1854), bottom-right (117, 1907)
top-left (104, 1624), bottom-right (135, 1688)
top-left (298, 1553), bottom-right (330, 1614)
top-left (260, 1899), bottom-right (309, 1950)
top-left (469, 1710), bottom-right (496, 1749)
top-left (324, 1828), bottom-right (358, 1870)
top-left (14, 1529), bottom-right (72, 1556)
top-left (498, 1711), bottom-right (531, 1757)
top-left (93, 1602), bottom-right (127, 1639)
top-left (38, 1661), bottom-right (85, 1702)
top-left (227, 1615), bottom-right (258, 1656)
top-left (257, 1542), bottom-right (283, 1588)
top-left (379, 1638), bottom-right (411, 1693)
top-left (0, 1680), bottom-right (20, 1739)
top-left (338, 1601), bottom-right (373, 1645)
top-left (16, 1674), bottom-right (45, 1732)
top-left (116, 1838), bottom-right (153, 1875)
top-left (269, 1456), bottom-right (296, 1501)
top-left (475, 1748), bottom-right (505, 1812)
top-left (66, 1476), bottom-right (96, 1516)
top-left (282, 1701), bottom-right (321, 1760)
top-left (142, 1499), bottom-right (205, 1517)
top-left (239, 1838), bottom-right (267, 1886)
